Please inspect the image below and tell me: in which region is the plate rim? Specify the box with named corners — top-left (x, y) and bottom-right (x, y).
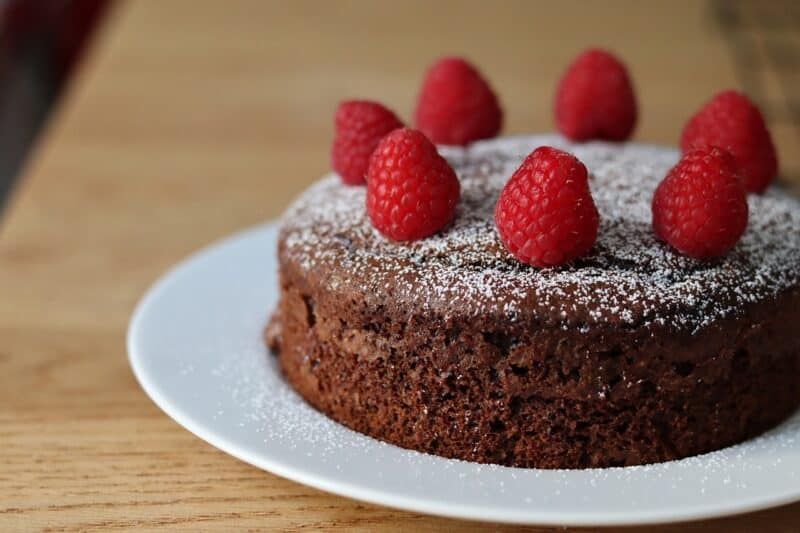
top-left (126, 220), bottom-right (800, 526)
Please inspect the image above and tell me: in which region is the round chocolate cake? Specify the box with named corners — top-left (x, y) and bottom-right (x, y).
top-left (266, 135), bottom-right (800, 469)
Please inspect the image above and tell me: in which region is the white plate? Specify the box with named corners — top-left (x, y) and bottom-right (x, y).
top-left (127, 221), bottom-right (800, 527)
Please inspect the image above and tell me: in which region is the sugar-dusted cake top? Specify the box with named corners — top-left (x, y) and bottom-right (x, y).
top-left (280, 135), bottom-right (800, 333)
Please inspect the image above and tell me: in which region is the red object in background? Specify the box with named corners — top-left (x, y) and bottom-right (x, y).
top-left (332, 100), bottom-right (404, 186)
top-left (414, 56), bottom-right (503, 146)
top-left (0, 0), bottom-right (109, 82)
top-left (0, 0), bottom-right (110, 207)
top-left (554, 48), bottom-right (637, 142)
top-left (680, 90), bottom-right (778, 194)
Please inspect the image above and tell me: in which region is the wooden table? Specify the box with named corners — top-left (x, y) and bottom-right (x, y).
top-left (2, 1), bottom-right (798, 531)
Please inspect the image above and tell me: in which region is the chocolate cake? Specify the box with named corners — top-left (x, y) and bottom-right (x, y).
top-left (266, 135), bottom-right (800, 469)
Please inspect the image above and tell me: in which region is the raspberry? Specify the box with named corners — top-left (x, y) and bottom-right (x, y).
top-left (554, 48), bottom-right (637, 142)
top-left (367, 128), bottom-right (460, 241)
top-left (680, 90), bottom-right (777, 193)
top-left (495, 146), bottom-right (599, 267)
top-left (652, 147), bottom-right (748, 259)
top-left (332, 100), bottom-right (403, 185)
top-left (414, 57), bottom-right (502, 146)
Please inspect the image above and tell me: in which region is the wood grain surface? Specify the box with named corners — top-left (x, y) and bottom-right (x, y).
top-left (1, 1), bottom-right (798, 531)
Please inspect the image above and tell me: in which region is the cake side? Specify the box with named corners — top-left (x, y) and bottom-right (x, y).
top-left (268, 135), bottom-right (800, 468)
top-left (271, 266), bottom-right (799, 467)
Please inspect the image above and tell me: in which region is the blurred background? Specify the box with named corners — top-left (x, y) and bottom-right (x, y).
top-left (0, 0), bottom-right (798, 220)
top-left (0, 0), bottom-right (107, 208)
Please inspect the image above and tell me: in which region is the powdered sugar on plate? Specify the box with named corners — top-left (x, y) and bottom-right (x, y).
top-left (213, 339), bottom-right (800, 483)
top-left (129, 211), bottom-right (800, 525)
top-left (281, 135), bottom-right (800, 333)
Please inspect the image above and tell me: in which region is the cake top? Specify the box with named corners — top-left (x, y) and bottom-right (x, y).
top-left (281, 135), bottom-right (800, 333)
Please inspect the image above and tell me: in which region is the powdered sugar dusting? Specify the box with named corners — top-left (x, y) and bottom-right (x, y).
top-left (133, 206), bottom-right (800, 520)
top-left (204, 335), bottom-right (800, 505)
top-left (280, 135), bottom-right (800, 333)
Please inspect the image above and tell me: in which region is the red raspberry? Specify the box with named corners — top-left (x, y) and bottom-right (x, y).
top-left (652, 147), bottom-right (748, 259)
top-left (680, 90), bottom-right (777, 193)
top-left (554, 48), bottom-right (637, 142)
top-left (414, 57), bottom-right (502, 146)
top-left (495, 146), bottom-right (599, 267)
top-left (332, 100), bottom-right (403, 185)
top-left (367, 128), bottom-right (460, 241)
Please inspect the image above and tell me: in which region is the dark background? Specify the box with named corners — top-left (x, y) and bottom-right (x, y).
top-left (0, 0), bottom-right (108, 213)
